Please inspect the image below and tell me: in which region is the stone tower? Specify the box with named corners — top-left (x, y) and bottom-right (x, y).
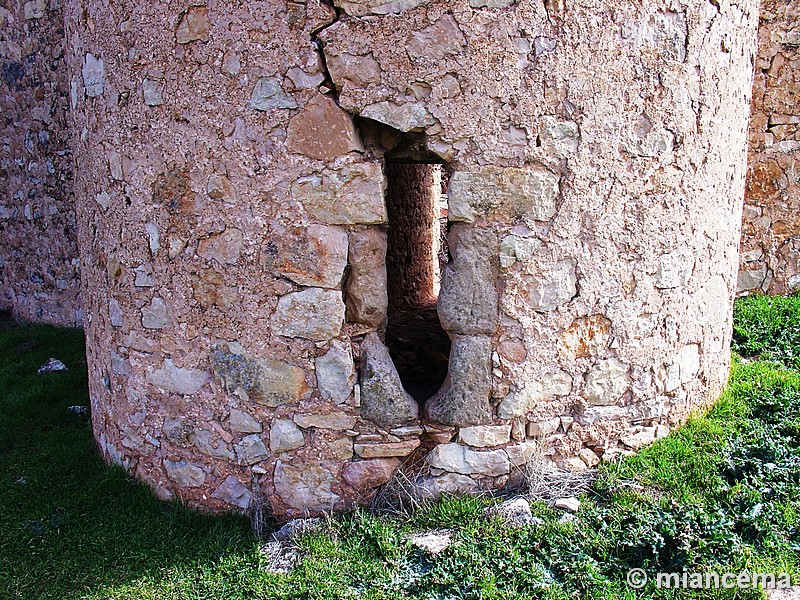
top-left (57, 0), bottom-right (757, 517)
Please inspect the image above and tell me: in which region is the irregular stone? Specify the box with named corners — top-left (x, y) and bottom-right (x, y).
top-left (554, 497), bottom-right (580, 512)
top-left (342, 458), bottom-right (401, 489)
top-left (558, 315), bottom-right (612, 360)
top-left (274, 461), bottom-right (341, 513)
top-left (564, 458), bottom-right (587, 471)
top-left (333, 0), bottom-right (430, 17)
top-left (197, 228), bottom-right (244, 266)
top-left (287, 94), bottom-right (363, 160)
top-left (211, 475), bottom-right (251, 510)
top-left (538, 116), bottom-right (580, 158)
top-left (437, 226), bottom-right (498, 335)
top-left (142, 78), bottom-right (163, 106)
top-left (470, 0), bottom-right (515, 7)
top-left (249, 77), bottom-right (297, 111)
top-left (315, 341), bottom-right (355, 403)
top-left (328, 437), bottom-right (354, 460)
top-left (176, 6), bottom-right (210, 44)
top-left (354, 439), bottom-right (420, 458)
top-left (426, 334), bottom-right (492, 426)
top-left (287, 67), bottom-right (325, 89)
top-left (325, 51), bottom-right (382, 88)
top-left (134, 263), bottom-right (155, 287)
top-left (448, 167), bottom-right (559, 224)
top-left (415, 472), bottom-right (479, 500)
top-left (234, 434), bottom-right (270, 465)
top-left (96, 191), bottom-right (111, 212)
top-left (620, 427), bottom-right (658, 451)
top-left (482, 497), bottom-right (540, 527)
top-left (406, 14), bottom-right (467, 61)
top-left (499, 235), bottom-right (541, 268)
top-left (292, 163), bottom-right (387, 225)
top-left (457, 425), bottom-right (511, 447)
top-left (497, 370), bottom-right (572, 419)
top-left (345, 228), bottom-right (388, 328)
top-left (269, 419), bottom-right (305, 453)
top-left (527, 417), bottom-right (561, 437)
top-left (294, 411), bottom-right (357, 430)
top-left (277, 225), bottom-right (348, 288)
top-left (146, 359), bottom-right (211, 395)
top-left (426, 443), bottom-right (510, 476)
top-left (523, 259), bottom-right (577, 312)
top-left (678, 344), bottom-right (700, 383)
top-left (24, 0), bottom-right (45, 19)
top-left (164, 459), bottom-right (205, 487)
top-left (505, 441), bottom-right (539, 467)
top-left (271, 518), bottom-right (323, 542)
top-left (498, 340), bottom-right (527, 363)
top-left (207, 173), bottom-right (236, 202)
top-left (145, 223), bottom-right (160, 255)
top-left (210, 344), bottom-right (308, 406)
top-left (407, 531), bottom-right (452, 555)
top-left (82, 53), bottom-right (104, 97)
top-left (141, 297), bottom-right (169, 329)
top-left (359, 332), bottom-right (419, 427)
top-left (361, 101), bottom-right (434, 132)
top-left (579, 448), bottom-right (600, 468)
top-left (229, 409), bottom-right (262, 433)
top-left (583, 359), bottom-right (631, 406)
top-left (189, 431), bottom-right (230, 460)
top-left (655, 247), bottom-right (694, 288)
top-left (271, 288), bottom-right (345, 341)
top-left (109, 298), bottom-right (123, 327)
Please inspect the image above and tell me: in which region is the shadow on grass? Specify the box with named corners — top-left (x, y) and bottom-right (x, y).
top-left (0, 317), bottom-right (256, 599)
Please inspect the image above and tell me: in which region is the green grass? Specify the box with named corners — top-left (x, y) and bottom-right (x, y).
top-left (733, 292), bottom-right (800, 368)
top-left (1, 299), bottom-right (800, 599)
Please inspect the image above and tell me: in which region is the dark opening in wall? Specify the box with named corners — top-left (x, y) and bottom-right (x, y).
top-left (384, 161), bottom-right (451, 402)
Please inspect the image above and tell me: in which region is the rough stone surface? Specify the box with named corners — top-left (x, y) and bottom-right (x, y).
top-left (437, 226), bottom-right (499, 335)
top-left (482, 497), bottom-right (540, 527)
top-left (583, 359), bottom-right (631, 406)
top-left (497, 370), bottom-right (572, 419)
top-left (0, 0), bottom-right (81, 326)
top-left (346, 228), bottom-right (388, 328)
top-left (269, 419), bottom-right (305, 453)
top-left (210, 344), bottom-right (307, 407)
top-left (315, 341), bottom-right (356, 403)
top-left (229, 409), bottom-right (262, 434)
top-left (342, 458), bottom-right (401, 490)
top-left (273, 461), bottom-right (341, 513)
top-left (359, 333), bottom-right (419, 427)
top-left (164, 459), bottom-right (206, 488)
top-left (738, 1), bottom-right (800, 295)
top-left (146, 360), bottom-right (211, 396)
top-left (291, 163), bottom-right (387, 225)
top-left (458, 425), bottom-right (512, 448)
top-left (211, 476), bottom-right (251, 510)
top-left (234, 434), bottom-right (270, 465)
top-left (271, 289), bottom-right (346, 341)
top-left (277, 225), bottom-right (348, 289)
top-left (426, 443), bottom-right (510, 476)
top-left (448, 167), bottom-right (560, 224)
top-left (41, 0), bottom-right (758, 518)
top-left (426, 335), bottom-right (493, 426)
top-left (287, 94), bottom-right (362, 160)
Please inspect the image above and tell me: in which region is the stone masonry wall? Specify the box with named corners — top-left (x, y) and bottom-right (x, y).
top-left (738, 0), bottom-right (800, 295)
top-left (0, 0), bottom-right (81, 326)
top-left (62, 0), bottom-right (757, 518)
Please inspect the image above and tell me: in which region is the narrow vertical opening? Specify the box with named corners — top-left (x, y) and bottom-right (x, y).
top-left (384, 161), bottom-right (451, 402)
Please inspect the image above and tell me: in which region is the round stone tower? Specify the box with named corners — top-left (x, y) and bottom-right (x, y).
top-left (63, 0), bottom-right (758, 517)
